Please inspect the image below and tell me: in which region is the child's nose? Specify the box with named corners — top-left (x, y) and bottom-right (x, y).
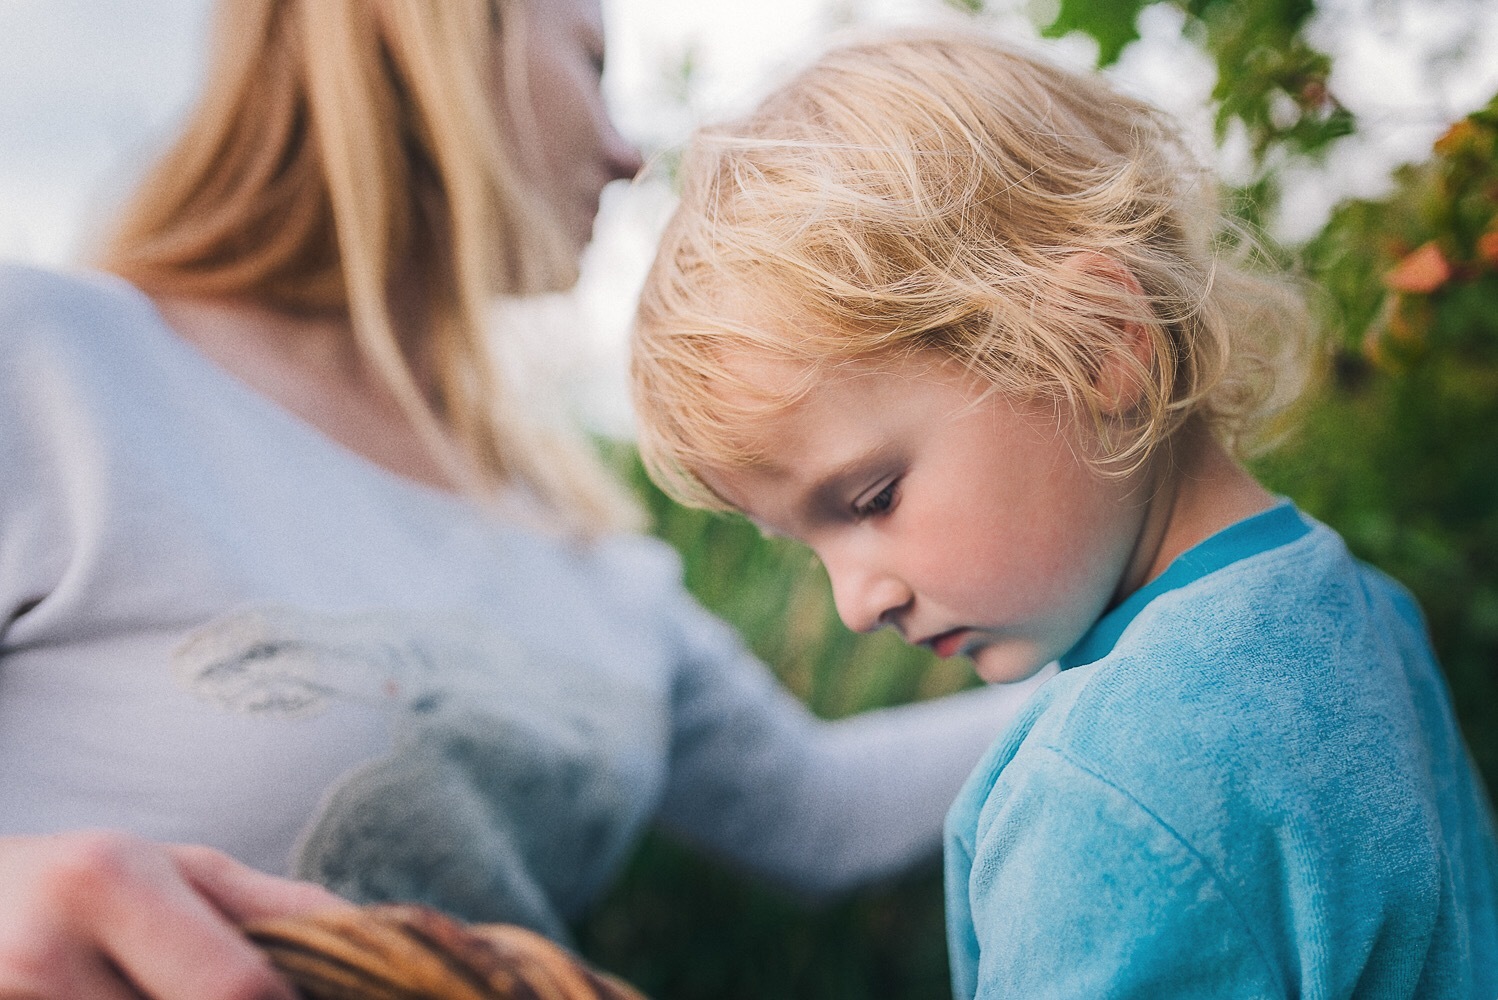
top-left (826, 558), bottom-right (913, 636)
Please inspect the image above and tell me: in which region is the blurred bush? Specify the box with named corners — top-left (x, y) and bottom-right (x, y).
top-left (1256, 95), bottom-right (1498, 788)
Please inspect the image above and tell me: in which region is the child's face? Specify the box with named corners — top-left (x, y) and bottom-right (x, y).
top-left (700, 352), bottom-right (1155, 684)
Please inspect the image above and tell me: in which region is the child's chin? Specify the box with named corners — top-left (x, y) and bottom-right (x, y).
top-left (971, 645), bottom-right (1051, 686)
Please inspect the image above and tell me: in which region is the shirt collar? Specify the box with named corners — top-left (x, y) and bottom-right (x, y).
top-left (1059, 500), bottom-right (1311, 670)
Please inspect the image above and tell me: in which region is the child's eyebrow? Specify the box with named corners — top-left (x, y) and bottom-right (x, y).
top-left (800, 445), bottom-right (900, 522)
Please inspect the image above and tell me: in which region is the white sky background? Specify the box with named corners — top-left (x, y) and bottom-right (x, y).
top-left (2, 0), bottom-right (1496, 435)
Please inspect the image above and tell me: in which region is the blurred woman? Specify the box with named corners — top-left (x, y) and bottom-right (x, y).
top-left (0, 1), bottom-right (1047, 997)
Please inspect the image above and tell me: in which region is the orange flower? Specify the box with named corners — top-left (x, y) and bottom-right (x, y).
top-left (1384, 242), bottom-right (1452, 294)
top-left (1477, 229), bottom-right (1498, 269)
top-left (1433, 119), bottom-right (1477, 157)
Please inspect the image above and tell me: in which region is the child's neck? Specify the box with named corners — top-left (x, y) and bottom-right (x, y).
top-left (1118, 426), bottom-right (1277, 602)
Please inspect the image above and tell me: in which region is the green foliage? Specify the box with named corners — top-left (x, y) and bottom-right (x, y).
top-left (580, 834), bottom-right (949, 1000)
top-left (1032, 0), bottom-right (1355, 228)
top-left (1044, 0), bottom-right (1145, 64)
top-left (1041, 0), bottom-right (1352, 156)
top-left (1258, 96), bottom-right (1498, 789)
top-left (1181, 0), bottom-right (1353, 161)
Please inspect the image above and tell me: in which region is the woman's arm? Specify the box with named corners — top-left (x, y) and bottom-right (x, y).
top-left (0, 831), bottom-right (351, 1000)
top-left (649, 564), bottom-right (1052, 895)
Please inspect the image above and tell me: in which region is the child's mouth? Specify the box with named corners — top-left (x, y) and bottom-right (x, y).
top-left (924, 628), bottom-right (972, 659)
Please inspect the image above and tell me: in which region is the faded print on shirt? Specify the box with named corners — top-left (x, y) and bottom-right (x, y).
top-left (174, 604), bottom-right (662, 942)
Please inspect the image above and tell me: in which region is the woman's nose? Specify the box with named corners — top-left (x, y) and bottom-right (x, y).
top-left (602, 118), bottom-right (643, 182)
top-left (825, 556), bottom-right (912, 636)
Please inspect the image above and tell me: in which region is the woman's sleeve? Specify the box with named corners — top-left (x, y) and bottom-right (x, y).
top-left (643, 542), bottom-right (1051, 895)
top-left (0, 271), bottom-right (73, 646)
top-left (953, 749), bottom-right (1281, 999)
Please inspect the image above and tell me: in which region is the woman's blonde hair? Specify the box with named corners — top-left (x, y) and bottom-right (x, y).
top-left (632, 28), bottom-right (1312, 510)
top-left (100, 0), bottom-right (639, 535)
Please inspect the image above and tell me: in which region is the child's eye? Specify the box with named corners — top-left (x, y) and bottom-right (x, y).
top-left (853, 479), bottom-right (900, 519)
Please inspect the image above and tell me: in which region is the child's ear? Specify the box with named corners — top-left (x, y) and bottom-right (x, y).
top-left (1063, 251), bottom-right (1155, 417)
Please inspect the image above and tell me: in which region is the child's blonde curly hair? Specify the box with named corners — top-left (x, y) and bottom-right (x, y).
top-left (632, 27), bottom-right (1312, 510)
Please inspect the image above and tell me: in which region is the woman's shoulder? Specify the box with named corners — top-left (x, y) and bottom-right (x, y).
top-left (0, 260), bottom-right (156, 350)
top-left (0, 259), bottom-right (136, 310)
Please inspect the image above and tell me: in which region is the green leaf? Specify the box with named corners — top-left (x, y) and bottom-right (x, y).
top-left (1043, 0), bottom-right (1145, 64)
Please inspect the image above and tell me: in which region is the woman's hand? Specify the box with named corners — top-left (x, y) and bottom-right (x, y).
top-left (0, 830), bottom-right (352, 999)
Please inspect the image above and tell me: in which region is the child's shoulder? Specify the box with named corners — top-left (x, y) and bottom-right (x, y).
top-left (947, 514), bottom-right (1494, 993)
top-left (959, 515), bottom-right (1440, 851)
top-left (1070, 520), bottom-right (1424, 777)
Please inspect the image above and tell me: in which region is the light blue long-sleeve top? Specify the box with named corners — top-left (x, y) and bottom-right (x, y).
top-left (0, 260), bottom-right (1048, 945)
top-left (945, 502), bottom-right (1498, 998)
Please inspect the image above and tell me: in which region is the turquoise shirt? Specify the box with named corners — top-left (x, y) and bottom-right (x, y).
top-left (945, 503), bottom-right (1498, 997)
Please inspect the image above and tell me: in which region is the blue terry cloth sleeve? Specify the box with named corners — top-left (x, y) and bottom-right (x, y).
top-left (961, 745), bottom-right (1282, 1000)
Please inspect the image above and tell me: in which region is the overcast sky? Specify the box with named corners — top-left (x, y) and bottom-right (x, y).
top-left (2, 0), bottom-right (1495, 432)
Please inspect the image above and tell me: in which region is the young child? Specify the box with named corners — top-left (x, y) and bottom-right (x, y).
top-left (630, 28), bottom-right (1498, 998)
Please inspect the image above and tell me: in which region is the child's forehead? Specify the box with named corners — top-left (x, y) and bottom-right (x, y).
top-left (691, 360), bottom-right (883, 502)
top-left (707, 289), bottom-right (903, 393)
top-left (692, 351), bottom-right (1028, 520)
top-left (710, 281), bottom-right (820, 343)
top-left (710, 343), bottom-right (904, 426)
top-left (700, 348), bottom-right (837, 464)
top-left (698, 293), bottom-right (838, 410)
top-left (714, 345), bottom-right (817, 397)
top-left (703, 348), bottom-right (987, 464)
